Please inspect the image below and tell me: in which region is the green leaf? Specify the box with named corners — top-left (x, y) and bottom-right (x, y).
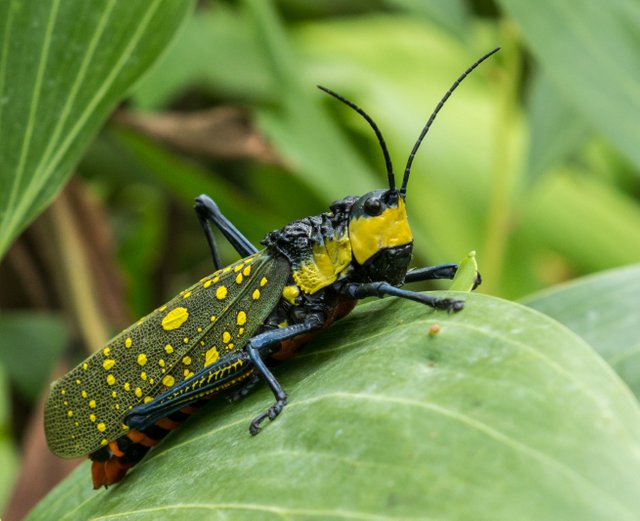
top-left (525, 73), bottom-right (590, 182)
top-left (0, 0), bottom-right (193, 260)
top-left (28, 294), bottom-right (640, 520)
top-left (249, 0), bottom-right (375, 200)
top-left (131, 4), bottom-right (272, 110)
top-left (521, 170), bottom-right (640, 272)
top-left (522, 265), bottom-right (640, 400)
top-left (383, 0), bottom-right (470, 41)
top-left (0, 313), bottom-right (67, 401)
top-left (497, 0), bottom-right (640, 170)
top-left (449, 250), bottom-right (479, 291)
top-left (0, 363), bottom-right (19, 514)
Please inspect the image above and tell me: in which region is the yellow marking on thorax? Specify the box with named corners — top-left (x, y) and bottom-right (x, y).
top-left (282, 285), bottom-right (300, 304)
top-left (293, 231), bottom-right (352, 294)
top-left (349, 198), bottom-right (412, 264)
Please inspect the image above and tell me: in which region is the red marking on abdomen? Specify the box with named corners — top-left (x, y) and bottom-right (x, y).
top-left (272, 297), bottom-right (357, 360)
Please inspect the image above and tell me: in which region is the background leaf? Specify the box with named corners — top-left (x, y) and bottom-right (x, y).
top-left (524, 74), bottom-right (590, 183)
top-left (523, 265), bottom-right (640, 400)
top-left (0, 364), bottom-right (19, 513)
top-left (0, 313), bottom-right (67, 401)
top-left (0, 0), bottom-right (194, 260)
top-left (26, 294), bottom-right (640, 520)
top-left (497, 0), bottom-right (640, 170)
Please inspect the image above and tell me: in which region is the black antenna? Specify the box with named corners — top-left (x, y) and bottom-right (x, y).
top-left (400, 47), bottom-right (500, 197)
top-left (318, 85), bottom-right (396, 192)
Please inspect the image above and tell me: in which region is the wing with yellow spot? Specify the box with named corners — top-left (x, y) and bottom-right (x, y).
top-left (44, 251), bottom-right (290, 457)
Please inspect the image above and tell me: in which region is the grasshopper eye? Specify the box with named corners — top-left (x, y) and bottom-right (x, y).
top-left (363, 196), bottom-right (383, 216)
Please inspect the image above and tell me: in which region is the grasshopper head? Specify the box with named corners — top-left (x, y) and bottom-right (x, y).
top-left (348, 189), bottom-right (412, 285)
top-left (319, 49), bottom-right (499, 285)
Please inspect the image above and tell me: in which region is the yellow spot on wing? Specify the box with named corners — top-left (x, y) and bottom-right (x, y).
top-left (237, 311), bottom-right (247, 326)
top-left (216, 286), bottom-right (228, 300)
top-left (89, 400), bottom-right (96, 409)
top-left (162, 307), bottom-right (189, 331)
top-left (222, 331), bottom-right (232, 344)
top-left (106, 374), bottom-right (116, 386)
top-left (252, 289), bottom-right (260, 300)
top-left (162, 375), bottom-right (175, 387)
top-left (103, 359), bottom-right (115, 370)
top-left (260, 277), bottom-right (267, 287)
top-left (125, 337), bottom-right (132, 348)
top-left (97, 423), bottom-right (106, 432)
top-left (137, 354), bottom-right (147, 366)
top-left (165, 344), bottom-right (174, 354)
top-left (205, 347), bottom-right (220, 366)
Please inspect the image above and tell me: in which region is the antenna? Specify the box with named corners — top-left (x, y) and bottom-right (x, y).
top-left (400, 47), bottom-right (500, 197)
top-left (318, 85), bottom-right (396, 192)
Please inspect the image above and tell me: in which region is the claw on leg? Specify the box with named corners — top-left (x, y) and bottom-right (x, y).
top-left (249, 395), bottom-right (287, 436)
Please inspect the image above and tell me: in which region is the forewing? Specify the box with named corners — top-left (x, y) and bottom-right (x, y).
top-left (44, 251), bottom-right (290, 457)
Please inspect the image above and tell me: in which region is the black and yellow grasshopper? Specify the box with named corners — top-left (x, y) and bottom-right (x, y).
top-left (44, 49), bottom-right (496, 488)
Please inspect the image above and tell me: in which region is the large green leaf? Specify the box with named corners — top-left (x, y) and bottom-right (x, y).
top-left (0, 0), bottom-right (193, 260)
top-left (523, 265), bottom-right (640, 400)
top-left (28, 293), bottom-right (640, 520)
top-left (497, 0), bottom-right (640, 170)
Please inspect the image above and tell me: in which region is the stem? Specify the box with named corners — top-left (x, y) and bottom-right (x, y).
top-left (481, 24), bottom-right (522, 294)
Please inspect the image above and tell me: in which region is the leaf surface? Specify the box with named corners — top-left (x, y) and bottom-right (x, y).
top-left (28, 293), bottom-right (640, 520)
top-left (0, 0), bottom-right (193, 259)
top-left (523, 265), bottom-right (640, 400)
top-left (498, 0), bottom-right (640, 169)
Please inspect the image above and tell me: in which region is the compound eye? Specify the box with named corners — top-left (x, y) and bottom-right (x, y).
top-left (363, 196), bottom-right (383, 216)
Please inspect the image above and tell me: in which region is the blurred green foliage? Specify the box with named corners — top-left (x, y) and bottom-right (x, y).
top-left (112, 0), bottom-right (640, 306)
